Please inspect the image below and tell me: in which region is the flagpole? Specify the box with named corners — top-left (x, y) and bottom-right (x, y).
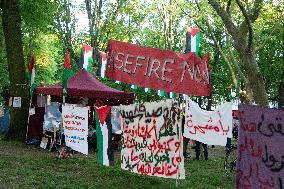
top-left (25, 55), bottom-right (35, 142)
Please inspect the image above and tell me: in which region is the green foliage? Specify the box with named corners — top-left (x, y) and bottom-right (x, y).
top-left (0, 15), bottom-right (9, 105)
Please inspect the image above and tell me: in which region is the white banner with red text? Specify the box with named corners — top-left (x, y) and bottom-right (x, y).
top-left (63, 104), bottom-right (89, 155)
top-left (183, 98), bottom-right (232, 146)
top-left (120, 99), bottom-right (185, 179)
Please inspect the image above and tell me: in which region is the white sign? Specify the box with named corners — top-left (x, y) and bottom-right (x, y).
top-left (183, 98), bottom-right (232, 146)
top-left (120, 100), bottom-right (185, 179)
top-left (62, 104), bottom-right (89, 155)
top-left (13, 97), bottom-right (21, 108)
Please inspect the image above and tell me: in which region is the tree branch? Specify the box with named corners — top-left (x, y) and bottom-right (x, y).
top-left (235, 0), bottom-right (253, 52)
top-left (208, 0), bottom-right (242, 51)
top-left (239, 0), bottom-right (263, 37)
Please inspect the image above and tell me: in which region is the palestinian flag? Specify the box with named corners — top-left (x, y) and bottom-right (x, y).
top-left (80, 44), bottom-right (93, 72)
top-left (27, 54), bottom-right (35, 97)
top-left (96, 51), bottom-right (107, 78)
top-left (145, 88), bottom-right (150, 93)
top-left (62, 49), bottom-right (73, 96)
top-left (157, 90), bottom-right (165, 97)
top-left (170, 92), bottom-right (175, 98)
top-left (185, 27), bottom-right (200, 55)
top-left (95, 104), bottom-right (113, 166)
top-left (131, 85), bottom-right (138, 90)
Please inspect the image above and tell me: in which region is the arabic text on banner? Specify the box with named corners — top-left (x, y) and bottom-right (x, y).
top-left (63, 104), bottom-right (89, 155)
top-left (236, 104), bottom-right (284, 189)
top-left (183, 98), bottom-right (232, 146)
top-left (120, 99), bottom-right (185, 179)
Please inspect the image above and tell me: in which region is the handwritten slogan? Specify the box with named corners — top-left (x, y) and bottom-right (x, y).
top-left (236, 104), bottom-right (284, 189)
top-left (106, 40), bottom-right (211, 96)
top-left (120, 100), bottom-right (185, 179)
top-left (63, 104), bottom-right (89, 155)
top-left (183, 98), bottom-right (232, 146)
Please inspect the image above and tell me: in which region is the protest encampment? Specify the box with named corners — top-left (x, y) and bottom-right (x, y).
top-left (0, 1), bottom-right (283, 188)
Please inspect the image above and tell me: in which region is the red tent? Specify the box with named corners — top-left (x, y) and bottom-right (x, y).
top-left (36, 69), bottom-right (134, 105)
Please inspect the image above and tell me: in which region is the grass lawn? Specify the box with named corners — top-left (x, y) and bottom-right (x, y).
top-left (0, 140), bottom-right (235, 189)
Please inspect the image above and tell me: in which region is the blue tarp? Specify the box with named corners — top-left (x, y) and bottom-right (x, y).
top-left (0, 106), bottom-right (10, 134)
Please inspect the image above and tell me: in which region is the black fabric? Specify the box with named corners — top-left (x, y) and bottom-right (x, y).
top-left (195, 141), bottom-right (208, 160)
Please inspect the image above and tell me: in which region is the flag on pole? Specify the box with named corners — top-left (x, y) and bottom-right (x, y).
top-left (27, 54), bottom-right (35, 97)
top-left (80, 44), bottom-right (93, 72)
top-left (62, 49), bottom-right (73, 96)
top-left (95, 104), bottom-right (111, 166)
top-left (170, 92), bottom-right (175, 98)
top-left (186, 27), bottom-right (201, 55)
top-left (131, 85), bottom-right (138, 90)
top-left (157, 90), bottom-right (165, 97)
top-left (96, 51), bottom-right (107, 78)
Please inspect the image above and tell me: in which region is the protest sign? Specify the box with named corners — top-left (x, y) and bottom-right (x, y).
top-left (13, 97), bottom-right (21, 108)
top-left (120, 99), bottom-right (185, 179)
top-left (183, 98), bottom-right (232, 146)
top-left (63, 104), bottom-right (89, 155)
top-left (236, 104), bottom-right (284, 189)
top-left (106, 40), bottom-right (211, 96)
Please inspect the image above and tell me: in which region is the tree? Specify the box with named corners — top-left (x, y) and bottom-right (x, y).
top-left (207, 0), bottom-right (269, 106)
top-left (1, 0), bottom-right (29, 140)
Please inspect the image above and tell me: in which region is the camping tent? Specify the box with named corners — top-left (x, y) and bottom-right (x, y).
top-left (36, 68), bottom-right (134, 105)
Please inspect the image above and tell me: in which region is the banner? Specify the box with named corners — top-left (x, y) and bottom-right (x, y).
top-left (183, 98), bottom-right (232, 146)
top-left (236, 104), bottom-right (284, 189)
top-left (106, 40), bottom-right (211, 96)
top-left (120, 99), bottom-right (185, 179)
top-left (63, 104), bottom-right (89, 155)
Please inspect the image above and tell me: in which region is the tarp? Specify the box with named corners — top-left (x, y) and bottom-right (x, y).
top-left (36, 69), bottom-right (134, 105)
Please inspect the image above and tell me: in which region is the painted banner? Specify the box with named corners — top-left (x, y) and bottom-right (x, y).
top-left (63, 104), bottom-right (89, 155)
top-left (120, 99), bottom-right (185, 179)
top-left (106, 40), bottom-right (211, 96)
top-left (236, 104), bottom-right (284, 189)
top-left (183, 98), bottom-right (232, 146)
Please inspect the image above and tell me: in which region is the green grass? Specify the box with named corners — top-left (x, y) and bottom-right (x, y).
top-left (0, 140), bottom-right (235, 189)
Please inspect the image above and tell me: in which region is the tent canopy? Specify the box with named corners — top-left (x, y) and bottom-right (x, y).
top-left (36, 69), bottom-right (134, 105)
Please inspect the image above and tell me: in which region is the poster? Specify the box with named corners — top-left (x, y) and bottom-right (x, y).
top-left (183, 98), bottom-right (232, 146)
top-left (120, 99), bottom-right (185, 179)
top-left (236, 104), bottom-right (284, 189)
top-left (63, 104), bottom-right (89, 155)
top-left (13, 97), bottom-right (21, 108)
top-left (106, 40), bottom-right (211, 96)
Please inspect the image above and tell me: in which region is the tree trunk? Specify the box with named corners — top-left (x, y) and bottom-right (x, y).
top-left (1, 0), bottom-right (29, 140)
top-left (241, 51), bottom-right (268, 106)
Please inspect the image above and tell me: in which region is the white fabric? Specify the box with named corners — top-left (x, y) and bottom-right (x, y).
top-left (120, 99), bottom-right (185, 179)
top-left (63, 104), bottom-right (89, 155)
top-left (111, 107), bottom-right (121, 134)
top-left (31, 68), bottom-right (35, 87)
top-left (101, 58), bottom-right (107, 78)
top-left (191, 35), bottom-right (197, 52)
top-left (183, 98), bottom-right (232, 146)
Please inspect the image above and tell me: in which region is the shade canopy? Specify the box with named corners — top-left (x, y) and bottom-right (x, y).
top-left (36, 69), bottom-right (134, 105)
